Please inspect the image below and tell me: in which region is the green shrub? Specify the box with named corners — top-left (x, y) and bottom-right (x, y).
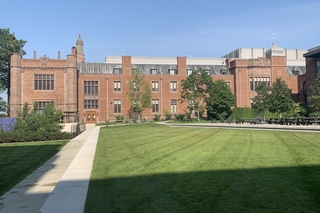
top-left (115, 115), bottom-right (124, 122)
top-left (153, 114), bottom-right (161, 121)
top-left (231, 107), bottom-right (255, 118)
top-left (174, 113), bottom-right (185, 121)
top-left (0, 131), bottom-right (72, 143)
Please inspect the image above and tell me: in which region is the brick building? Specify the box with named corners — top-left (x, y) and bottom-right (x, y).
top-left (299, 45), bottom-right (320, 107)
top-left (9, 36), bottom-right (307, 123)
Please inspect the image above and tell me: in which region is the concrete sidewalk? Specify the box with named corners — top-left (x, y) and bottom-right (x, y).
top-left (0, 126), bottom-right (100, 213)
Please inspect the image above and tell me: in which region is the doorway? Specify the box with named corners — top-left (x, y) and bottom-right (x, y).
top-left (85, 111), bottom-right (97, 123)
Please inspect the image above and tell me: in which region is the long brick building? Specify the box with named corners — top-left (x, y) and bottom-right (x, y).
top-left (9, 36), bottom-right (309, 123)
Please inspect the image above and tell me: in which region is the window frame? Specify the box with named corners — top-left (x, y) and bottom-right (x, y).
top-left (169, 69), bottom-right (178, 75)
top-left (170, 81), bottom-right (177, 91)
top-left (113, 68), bottom-right (122, 75)
top-left (84, 81), bottom-right (99, 95)
top-left (170, 99), bottom-right (177, 113)
top-left (152, 99), bottom-right (159, 113)
top-left (150, 69), bottom-right (157, 75)
top-left (34, 74), bottom-right (54, 90)
top-left (84, 99), bottom-right (99, 109)
top-left (114, 81), bottom-right (121, 92)
top-left (114, 99), bottom-right (121, 113)
top-left (152, 81), bottom-right (159, 91)
top-left (34, 101), bottom-right (54, 114)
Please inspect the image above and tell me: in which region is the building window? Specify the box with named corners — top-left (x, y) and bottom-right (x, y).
top-left (220, 68), bottom-right (228, 75)
top-left (170, 99), bottom-right (177, 113)
top-left (114, 99), bottom-right (121, 113)
top-left (169, 69), bottom-right (178, 75)
top-left (150, 69), bottom-right (157, 75)
top-left (152, 99), bottom-right (159, 113)
top-left (114, 81), bottom-right (121, 91)
top-left (188, 99), bottom-right (194, 107)
top-left (250, 76), bottom-right (270, 90)
top-left (187, 69), bottom-right (193, 75)
top-left (250, 99), bottom-right (254, 108)
top-left (152, 81), bottom-right (159, 91)
top-left (34, 74), bottom-right (54, 90)
top-left (34, 101), bottom-right (54, 114)
top-left (84, 81), bottom-right (98, 95)
top-left (113, 68), bottom-right (122, 75)
top-left (170, 81), bottom-right (177, 91)
top-left (250, 77), bottom-right (253, 90)
top-left (84, 99), bottom-right (98, 109)
top-left (226, 82), bottom-right (230, 87)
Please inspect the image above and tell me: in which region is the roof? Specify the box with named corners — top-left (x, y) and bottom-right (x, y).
top-left (303, 46), bottom-right (320, 58)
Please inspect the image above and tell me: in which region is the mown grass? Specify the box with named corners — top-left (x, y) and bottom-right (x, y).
top-left (85, 124), bottom-right (320, 213)
top-left (0, 140), bottom-right (68, 196)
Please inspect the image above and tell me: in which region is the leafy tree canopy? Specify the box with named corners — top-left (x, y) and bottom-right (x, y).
top-left (127, 69), bottom-right (152, 121)
top-left (180, 69), bottom-right (213, 122)
top-left (0, 96), bottom-right (7, 114)
top-left (0, 28), bottom-right (27, 92)
top-left (252, 82), bottom-right (270, 116)
top-left (206, 80), bottom-right (235, 121)
top-left (268, 78), bottom-right (294, 117)
top-left (308, 76), bottom-right (320, 111)
top-left (13, 102), bottom-right (63, 133)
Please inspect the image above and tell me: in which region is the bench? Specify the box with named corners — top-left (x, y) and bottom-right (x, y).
top-left (236, 117), bottom-right (263, 124)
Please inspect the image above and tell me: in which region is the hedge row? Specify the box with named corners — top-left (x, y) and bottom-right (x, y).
top-left (231, 108), bottom-right (277, 119)
top-left (0, 131), bottom-right (72, 143)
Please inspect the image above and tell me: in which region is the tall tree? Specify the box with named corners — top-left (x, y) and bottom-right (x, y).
top-left (0, 96), bottom-right (7, 114)
top-left (0, 28), bottom-right (27, 93)
top-left (180, 69), bottom-right (213, 122)
top-left (127, 69), bottom-right (152, 122)
top-left (308, 76), bottom-right (320, 111)
top-left (268, 78), bottom-right (294, 117)
top-left (252, 82), bottom-right (270, 116)
top-left (206, 80), bottom-right (235, 121)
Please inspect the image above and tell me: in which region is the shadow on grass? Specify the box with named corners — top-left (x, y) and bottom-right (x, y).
top-left (85, 165), bottom-right (320, 213)
top-left (0, 143), bottom-right (66, 196)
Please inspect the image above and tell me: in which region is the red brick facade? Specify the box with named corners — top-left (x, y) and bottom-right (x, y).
top-left (9, 37), bottom-right (308, 123)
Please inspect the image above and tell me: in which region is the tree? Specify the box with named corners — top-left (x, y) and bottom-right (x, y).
top-left (206, 80), bottom-right (235, 121)
top-left (180, 69), bottom-right (213, 122)
top-left (284, 102), bottom-right (309, 117)
top-left (0, 96), bottom-right (7, 115)
top-left (127, 69), bottom-right (152, 122)
top-left (252, 82), bottom-right (270, 116)
top-left (268, 78), bottom-right (294, 117)
top-left (0, 28), bottom-right (27, 92)
top-left (308, 76), bottom-right (320, 111)
top-left (13, 102), bottom-right (63, 133)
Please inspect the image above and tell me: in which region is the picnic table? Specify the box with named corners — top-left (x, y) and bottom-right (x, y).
top-left (236, 117), bottom-right (263, 124)
top-left (268, 117), bottom-right (320, 126)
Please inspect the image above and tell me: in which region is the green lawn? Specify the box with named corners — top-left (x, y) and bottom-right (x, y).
top-left (85, 124), bottom-right (320, 213)
top-left (0, 140), bottom-right (68, 196)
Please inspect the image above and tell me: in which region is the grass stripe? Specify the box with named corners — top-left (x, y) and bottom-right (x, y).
top-left (85, 124), bottom-right (320, 213)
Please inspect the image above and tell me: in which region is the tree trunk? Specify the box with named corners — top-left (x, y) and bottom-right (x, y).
top-left (197, 111), bottom-right (200, 122)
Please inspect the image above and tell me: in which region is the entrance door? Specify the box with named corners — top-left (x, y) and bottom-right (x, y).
top-left (85, 111), bottom-right (97, 123)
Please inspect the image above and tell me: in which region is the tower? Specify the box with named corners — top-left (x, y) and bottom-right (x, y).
top-left (76, 34), bottom-right (85, 63)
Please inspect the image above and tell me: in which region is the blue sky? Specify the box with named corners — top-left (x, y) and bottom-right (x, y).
top-left (1, 0), bottom-right (320, 99)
